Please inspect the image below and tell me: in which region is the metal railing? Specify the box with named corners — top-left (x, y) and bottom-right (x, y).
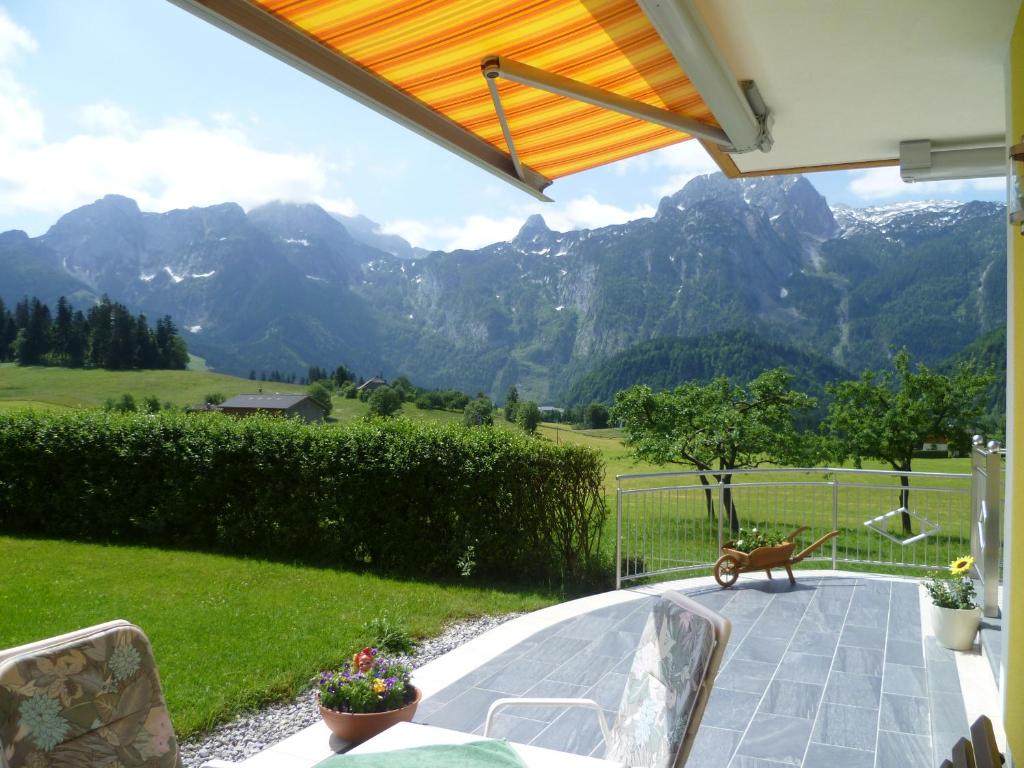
top-left (970, 436), bottom-right (1003, 618)
top-left (615, 465), bottom-right (977, 589)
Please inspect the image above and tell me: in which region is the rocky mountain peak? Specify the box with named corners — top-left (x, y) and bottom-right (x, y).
top-left (513, 214), bottom-right (554, 248)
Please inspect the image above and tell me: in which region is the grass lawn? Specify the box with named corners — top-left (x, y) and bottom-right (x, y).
top-left (0, 537), bottom-right (555, 737)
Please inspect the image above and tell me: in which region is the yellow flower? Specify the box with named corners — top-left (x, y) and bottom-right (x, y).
top-left (372, 679), bottom-right (386, 694)
top-left (950, 554), bottom-right (974, 576)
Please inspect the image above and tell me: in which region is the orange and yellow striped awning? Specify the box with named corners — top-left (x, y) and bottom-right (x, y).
top-left (184, 0), bottom-right (716, 194)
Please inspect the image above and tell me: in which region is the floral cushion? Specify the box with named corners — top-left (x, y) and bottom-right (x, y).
top-left (0, 623), bottom-right (181, 768)
top-left (605, 598), bottom-right (715, 768)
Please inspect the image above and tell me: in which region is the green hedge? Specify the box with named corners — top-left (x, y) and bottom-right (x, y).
top-left (0, 411), bottom-right (607, 585)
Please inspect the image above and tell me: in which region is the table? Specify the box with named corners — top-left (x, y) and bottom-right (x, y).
top-left (348, 722), bottom-right (627, 768)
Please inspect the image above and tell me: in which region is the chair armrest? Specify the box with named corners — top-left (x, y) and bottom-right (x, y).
top-left (484, 697), bottom-right (611, 744)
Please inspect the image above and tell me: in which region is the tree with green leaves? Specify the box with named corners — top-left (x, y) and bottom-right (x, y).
top-left (307, 381), bottom-right (333, 416)
top-left (463, 397), bottom-right (494, 427)
top-left (368, 385), bottom-right (401, 418)
top-left (613, 368), bottom-right (821, 531)
top-left (584, 402), bottom-right (610, 429)
top-left (516, 401), bottom-right (541, 433)
top-left (824, 349), bottom-right (991, 533)
top-left (505, 385), bottom-right (519, 422)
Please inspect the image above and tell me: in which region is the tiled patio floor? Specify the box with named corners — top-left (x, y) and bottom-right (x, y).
top-left (414, 575), bottom-right (972, 768)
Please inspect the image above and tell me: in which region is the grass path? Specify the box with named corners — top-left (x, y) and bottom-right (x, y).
top-left (0, 537), bottom-right (555, 736)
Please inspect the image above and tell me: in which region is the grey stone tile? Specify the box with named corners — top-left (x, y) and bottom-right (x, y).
top-left (538, 634), bottom-right (593, 659)
top-left (775, 651), bottom-right (833, 684)
top-left (584, 672), bottom-right (627, 712)
top-left (734, 635), bottom-right (790, 664)
top-left (812, 703), bottom-right (879, 751)
top-left (798, 611), bottom-right (845, 634)
top-left (702, 688), bottom-right (763, 731)
top-left (531, 704), bottom-right (608, 756)
top-left (933, 730), bottom-right (968, 765)
top-left (876, 730), bottom-right (932, 768)
top-left (833, 646), bottom-right (884, 677)
top-left (789, 630), bottom-right (840, 657)
top-left (547, 652), bottom-right (621, 687)
top-left (556, 614), bottom-right (618, 640)
top-left (588, 630), bottom-right (642, 659)
top-left (484, 712), bottom-right (550, 742)
top-left (735, 713), bottom-right (813, 766)
top-left (883, 663), bottom-right (928, 697)
top-left (758, 680), bottom-right (823, 720)
top-left (925, 635), bottom-right (956, 662)
top-left (886, 639), bottom-right (924, 667)
top-left (514, 679), bottom-right (589, 721)
top-left (729, 756), bottom-right (794, 768)
top-left (412, 698), bottom-right (445, 720)
top-left (688, 727), bottom-right (743, 768)
top-left (840, 624), bottom-right (886, 650)
top-left (613, 605), bottom-right (654, 634)
top-left (880, 693), bottom-right (930, 736)
top-left (927, 660), bottom-right (961, 693)
top-left (423, 687), bottom-right (507, 732)
top-left (930, 691), bottom-right (968, 734)
top-left (752, 613), bottom-right (799, 640)
top-left (478, 659), bottom-right (559, 695)
top-left (612, 652), bottom-right (634, 675)
top-left (823, 672), bottom-right (882, 709)
top-left (803, 743), bottom-right (875, 768)
top-left (715, 659), bottom-right (777, 695)
top-left (845, 605), bottom-right (890, 628)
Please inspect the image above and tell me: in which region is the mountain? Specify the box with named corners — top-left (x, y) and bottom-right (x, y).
top-left (0, 174), bottom-right (1006, 404)
top-left (563, 330), bottom-right (850, 411)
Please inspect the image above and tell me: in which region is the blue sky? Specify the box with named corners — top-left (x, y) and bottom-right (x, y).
top-left (0, 2), bottom-right (1006, 250)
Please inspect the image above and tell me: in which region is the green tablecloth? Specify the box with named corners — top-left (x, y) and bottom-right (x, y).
top-left (315, 739), bottom-right (527, 768)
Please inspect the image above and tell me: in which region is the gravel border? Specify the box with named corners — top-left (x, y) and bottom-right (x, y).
top-left (179, 613), bottom-right (522, 768)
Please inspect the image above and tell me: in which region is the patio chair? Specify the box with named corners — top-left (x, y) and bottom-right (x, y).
top-left (938, 715), bottom-right (1004, 768)
top-left (484, 591), bottom-right (731, 768)
top-left (0, 620), bottom-right (232, 768)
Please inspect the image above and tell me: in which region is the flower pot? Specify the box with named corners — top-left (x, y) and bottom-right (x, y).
top-left (931, 604), bottom-right (982, 651)
top-left (318, 686), bottom-right (421, 744)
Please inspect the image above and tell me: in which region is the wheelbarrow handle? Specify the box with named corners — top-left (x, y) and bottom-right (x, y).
top-left (792, 530), bottom-right (840, 563)
top-left (784, 526), bottom-right (809, 541)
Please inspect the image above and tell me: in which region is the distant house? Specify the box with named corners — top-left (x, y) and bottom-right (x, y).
top-left (357, 376), bottom-right (387, 393)
top-left (538, 406), bottom-right (565, 421)
top-left (219, 394), bottom-right (327, 423)
top-left (921, 436), bottom-right (950, 452)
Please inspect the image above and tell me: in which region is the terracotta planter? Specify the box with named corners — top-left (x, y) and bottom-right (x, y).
top-left (319, 686), bottom-right (421, 744)
top-left (931, 604), bottom-right (982, 651)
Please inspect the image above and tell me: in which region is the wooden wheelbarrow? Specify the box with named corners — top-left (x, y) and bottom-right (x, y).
top-left (713, 526), bottom-right (839, 588)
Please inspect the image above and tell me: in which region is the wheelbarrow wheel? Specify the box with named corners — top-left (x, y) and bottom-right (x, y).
top-left (714, 554), bottom-right (740, 588)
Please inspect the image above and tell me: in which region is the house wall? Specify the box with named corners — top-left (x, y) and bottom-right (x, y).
top-left (290, 400), bottom-right (326, 423)
top-left (1005, 6), bottom-right (1024, 760)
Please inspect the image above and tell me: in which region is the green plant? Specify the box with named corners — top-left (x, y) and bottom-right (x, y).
top-left (726, 526), bottom-right (787, 553)
top-left (318, 648), bottom-right (414, 714)
top-left (368, 385), bottom-right (401, 417)
top-left (463, 397), bottom-right (493, 427)
top-left (457, 543), bottom-right (477, 577)
top-left (362, 613), bottom-right (415, 654)
top-left (926, 554), bottom-right (978, 609)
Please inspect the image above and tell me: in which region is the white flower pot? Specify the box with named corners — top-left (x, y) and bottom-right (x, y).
top-left (931, 604), bottom-right (982, 651)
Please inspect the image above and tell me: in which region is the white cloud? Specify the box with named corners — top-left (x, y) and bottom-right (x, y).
top-left (0, 16), bottom-right (357, 227)
top-left (78, 102), bottom-right (135, 135)
top-left (383, 195), bottom-right (655, 251)
top-left (849, 166), bottom-right (1006, 200)
top-left (613, 139), bottom-right (718, 196)
top-left (0, 7), bottom-right (36, 65)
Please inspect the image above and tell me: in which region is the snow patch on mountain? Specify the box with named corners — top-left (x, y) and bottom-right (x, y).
top-left (831, 200), bottom-right (965, 236)
top-left (163, 266), bottom-right (185, 284)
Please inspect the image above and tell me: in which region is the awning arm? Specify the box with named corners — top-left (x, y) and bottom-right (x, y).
top-left (637, 0), bottom-right (772, 154)
top-left (481, 56), bottom-right (733, 149)
top-left (167, 0), bottom-right (553, 200)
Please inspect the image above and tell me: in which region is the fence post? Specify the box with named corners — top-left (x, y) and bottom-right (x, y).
top-left (615, 486), bottom-right (622, 590)
top-left (971, 435), bottom-right (984, 568)
top-left (717, 477), bottom-right (725, 550)
top-left (983, 441), bottom-right (1002, 618)
top-left (831, 478), bottom-right (839, 570)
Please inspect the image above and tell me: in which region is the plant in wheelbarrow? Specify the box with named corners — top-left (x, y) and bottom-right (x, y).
top-left (713, 525), bottom-right (839, 588)
top-left (317, 647), bottom-right (420, 743)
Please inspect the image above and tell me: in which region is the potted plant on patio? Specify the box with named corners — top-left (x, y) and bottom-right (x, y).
top-left (926, 554), bottom-right (981, 651)
top-left (317, 647), bottom-right (420, 743)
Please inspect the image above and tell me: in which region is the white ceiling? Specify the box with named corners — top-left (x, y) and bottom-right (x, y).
top-left (694, 0), bottom-right (1020, 173)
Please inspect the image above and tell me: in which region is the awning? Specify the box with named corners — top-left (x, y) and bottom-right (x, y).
top-left (170, 0), bottom-right (764, 199)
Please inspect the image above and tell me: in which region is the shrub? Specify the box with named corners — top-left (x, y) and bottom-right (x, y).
top-left (307, 382), bottom-right (333, 416)
top-left (0, 411), bottom-right (607, 586)
top-left (204, 393), bottom-right (226, 405)
top-left (368, 386), bottom-right (401, 417)
top-left (362, 613), bottom-right (415, 654)
top-left (463, 397), bottom-right (493, 427)
top-left (584, 403), bottom-right (609, 429)
top-left (516, 401), bottom-right (541, 434)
